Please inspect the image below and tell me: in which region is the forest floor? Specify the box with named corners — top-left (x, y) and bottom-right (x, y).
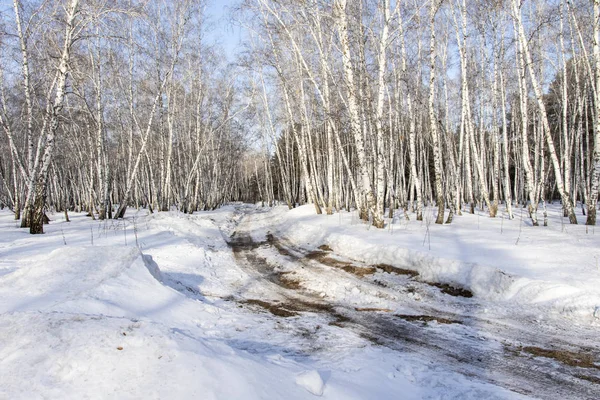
top-left (1, 203), bottom-right (599, 399)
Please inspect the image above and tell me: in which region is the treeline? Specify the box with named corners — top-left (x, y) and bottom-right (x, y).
top-left (1, 0), bottom-right (599, 234)
top-left (0, 0), bottom-right (257, 234)
top-left (240, 0), bottom-right (600, 227)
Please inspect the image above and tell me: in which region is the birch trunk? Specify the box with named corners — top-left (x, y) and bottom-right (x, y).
top-left (587, 0), bottom-right (600, 225)
top-left (373, 0), bottom-right (394, 228)
top-left (429, 0), bottom-right (445, 224)
top-left (13, 0), bottom-right (34, 177)
top-left (512, 0), bottom-right (577, 224)
top-left (28, 0), bottom-right (80, 234)
top-left (398, 11), bottom-right (423, 221)
top-left (334, 0), bottom-right (380, 227)
top-left (513, 10), bottom-right (539, 226)
top-left (498, 43), bottom-right (513, 219)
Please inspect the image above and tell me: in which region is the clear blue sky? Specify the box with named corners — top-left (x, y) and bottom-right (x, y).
top-left (205, 0), bottom-right (243, 61)
top-left (0, 0), bottom-right (243, 61)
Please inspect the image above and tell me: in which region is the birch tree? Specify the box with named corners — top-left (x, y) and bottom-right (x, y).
top-left (429, 0), bottom-right (445, 224)
top-left (587, 0), bottom-right (600, 225)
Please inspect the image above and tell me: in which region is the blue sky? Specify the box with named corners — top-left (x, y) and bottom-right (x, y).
top-left (205, 0), bottom-right (243, 61)
top-left (0, 0), bottom-right (243, 61)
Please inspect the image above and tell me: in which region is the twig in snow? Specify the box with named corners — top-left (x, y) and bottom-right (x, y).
top-left (515, 207), bottom-right (523, 246)
top-left (423, 213), bottom-right (431, 250)
top-left (133, 216), bottom-right (139, 248)
top-left (123, 219), bottom-right (127, 246)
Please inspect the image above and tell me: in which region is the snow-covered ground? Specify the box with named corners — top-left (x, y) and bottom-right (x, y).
top-left (265, 204), bottom-right (600, 321)
top-left (0, 204), bottom-right (598, 399)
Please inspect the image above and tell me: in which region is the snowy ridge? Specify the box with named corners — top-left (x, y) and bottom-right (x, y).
top-left (0, 246), bottom-right (155, 315)
top-left (0, 212), bottom-right (319, 399)
top-left (0, 212), bottom-right (353, 400)
top-left (269, 205), bottom-right (600, 320)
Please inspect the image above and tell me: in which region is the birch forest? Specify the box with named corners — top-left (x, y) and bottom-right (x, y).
top-left (1, 0), bottom-right (599, 234)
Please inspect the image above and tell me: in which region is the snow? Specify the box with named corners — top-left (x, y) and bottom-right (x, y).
top-left (266, 204), bottom-right (600, 320)
top-left (1, 203), bottom-right (589, 399)
top-left (295, 370), bottom-right (325, 396)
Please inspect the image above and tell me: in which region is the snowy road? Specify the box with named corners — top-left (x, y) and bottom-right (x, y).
top-left (2, 205), bottom-right (599, 399)
top-left (225, 207), bottom-right (600, 400)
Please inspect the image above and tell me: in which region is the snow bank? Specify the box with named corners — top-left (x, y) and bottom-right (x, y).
top-left (0, 311), bottom-right (303, 399)
top-left (269, 205), bottom-right (600, 320)
top-left (0, 241), bottom-right (308, 399)
top-left (0, 246), bottom-right (155, 314)
top-left (0, 208), bottom-right (535, 399)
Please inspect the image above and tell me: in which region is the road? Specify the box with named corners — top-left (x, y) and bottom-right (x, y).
top-left (224, 207), bottom-right (600, 400)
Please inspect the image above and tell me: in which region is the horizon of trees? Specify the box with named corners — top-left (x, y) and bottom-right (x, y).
top-left (0, 0), bottom-right (599, 234)
top-left (239, 0), bottom-right (600, 228)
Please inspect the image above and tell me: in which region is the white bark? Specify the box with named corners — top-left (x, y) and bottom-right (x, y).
top-left (26, 0), bottom-right (80, 233)
top-left (511, 0), bottom-right (577, 224)
top-left (13, 0), bottom-right (34, 177)
top-left (512, 8), bottom-right (539, 226)
top-left (334, 0), bottom-right (380, 226)
top-left (373, 0), bottom-right (394, 227)
top-left (429, 0), bottom-right (444, 224)
top-left (587, 0), bottom-right (600, 225)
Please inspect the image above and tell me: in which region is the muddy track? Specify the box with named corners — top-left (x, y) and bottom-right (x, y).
top-left (226, 215), bottom-right (600, 400)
